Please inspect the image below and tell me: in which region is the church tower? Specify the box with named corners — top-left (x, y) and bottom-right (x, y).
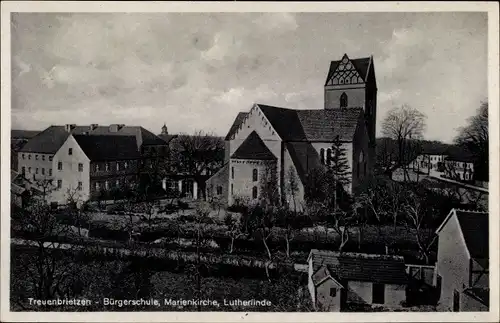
top-left (324, 54), bottom-right (378, 168)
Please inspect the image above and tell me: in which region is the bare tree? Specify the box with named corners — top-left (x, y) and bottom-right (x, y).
top-left (382, 105), bottom-right (427, 182)
top-left (258, 161), bottom-right (280, 210)
top-left (455, 101), bottom-right (488, 182)
top-left (170, 131), bottom-right (224, 199)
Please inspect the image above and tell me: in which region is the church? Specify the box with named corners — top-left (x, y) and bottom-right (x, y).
top-left (206, 54), bottom-right (378, 210)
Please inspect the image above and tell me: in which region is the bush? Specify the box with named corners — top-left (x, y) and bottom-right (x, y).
top-left (106, 203), bottom-right (126, 214)
top-left (177, 200), bottom-right (190, 210)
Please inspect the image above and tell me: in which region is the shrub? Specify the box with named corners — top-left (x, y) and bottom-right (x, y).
top-left (177, 200), bottom-right (190, 210)
top-left (106, 203), bottom-right (126, 214)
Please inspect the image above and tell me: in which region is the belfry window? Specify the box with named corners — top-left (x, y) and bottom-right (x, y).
top-left (320, 149), bottom-right (325, 165)
top-left (340, 92), bottom-right (348, 108)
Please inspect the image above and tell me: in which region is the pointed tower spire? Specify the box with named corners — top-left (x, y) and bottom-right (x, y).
top-left (161, 123), bottom-right (168, 135)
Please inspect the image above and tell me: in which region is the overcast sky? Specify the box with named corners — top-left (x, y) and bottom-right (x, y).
top-left (11, 12), bottom-right (487, 143)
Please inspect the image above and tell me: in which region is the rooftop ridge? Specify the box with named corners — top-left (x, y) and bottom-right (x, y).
top-left (310, 249), bottom-right (405, 261)
top-left (454, 208), bottom-right (488, 214)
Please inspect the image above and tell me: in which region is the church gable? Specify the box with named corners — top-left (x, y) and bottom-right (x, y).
top-left (231, 131), bottom-right (277, 160)
top-left (325, 54), bottom-right (371, 86)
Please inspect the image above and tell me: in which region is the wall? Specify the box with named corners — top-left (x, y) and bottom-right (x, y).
top-left (384, 284), bottom-right (406, 307)
top-left (206, 163), bottom-right (229, 205)
top-left (347, 281), bottom-right (372, 304)
top-left (311, 142), bottom-right (354, 193)
top-left (50, 135), bottom-right (90, 205)
top-left (308, 258), bottom-right (316, 308)
top-left (324, 84), bottom-right (366, 110)
top-left (436, 214), bottom-right (471, 311)
top-left (352, 116), bottom-right (370, 191)
top-left (18, 151), bottom-right (54, 182)
top-left (89, 160), bottom-right (139, 198)
top-left (228, 159), bottom-right (274, 206)
top-left (282, 147), bottom-right (305, 211)
top-left (315, 279), bottom-right (342, 311)
top-left (228, 105), bottom-right (282, 186)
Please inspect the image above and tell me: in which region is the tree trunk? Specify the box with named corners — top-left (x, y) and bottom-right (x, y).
top-left (285, 232), bottom-right (290, 258)
top-left (263, 237), bottom-right (272, 261)
top-left (357, 225), bottom-right (363, 250)
top-left (229, 237), bottom-right (234, 254)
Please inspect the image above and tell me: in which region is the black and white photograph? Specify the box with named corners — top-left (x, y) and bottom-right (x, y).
top-left (1, 1), bottom-right (498, 322)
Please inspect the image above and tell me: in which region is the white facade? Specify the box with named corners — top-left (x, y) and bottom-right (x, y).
top-left (50, 135), bottom-right (91, 205)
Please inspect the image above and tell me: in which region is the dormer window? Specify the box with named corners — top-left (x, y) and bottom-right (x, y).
top-left (340, 92), bottom-right (348, 108)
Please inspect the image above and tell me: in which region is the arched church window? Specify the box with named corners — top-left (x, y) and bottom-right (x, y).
top-left (320, 149), bottom-right (325, 165)
top-left (252, 186), bottom-right (258, 199)
top-left (326, 149), bottom-right (333, 166)
top-left (358, 151), bottom-right (365, 178)
top-left (252, 169), bottom-right (258, 182)
top-left (340, 92), bottom-right (348, 108)
top-left (352, 76), bottom-right (358, 84)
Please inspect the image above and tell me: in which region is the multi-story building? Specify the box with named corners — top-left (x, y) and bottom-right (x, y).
top-left (17, 124), bottom-right (168, 205)
top-left (11, 130), bottom-right (40, 171)
top-left (435, 208), bottom-right (489, 311)
top-left (409, 147), bottom-right (449, 175)
top-left (444, 153), bottom-right (475, 182)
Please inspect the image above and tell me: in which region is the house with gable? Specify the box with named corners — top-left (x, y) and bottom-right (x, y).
top-left (307, 249), bottom-right (408, 311)
top-left (435, 208), bottom-right (489, 311)
top-left (206, 54), bottom-right (377, 209)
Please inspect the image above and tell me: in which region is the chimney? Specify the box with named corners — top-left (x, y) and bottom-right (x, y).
top-left (90, 124), bottom-right (98, 131)
top-left (65, 124), bottom-right (76, 132)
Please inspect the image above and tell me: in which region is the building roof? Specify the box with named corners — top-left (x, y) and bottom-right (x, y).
top-left (325, 55), bottom-right (372, 86)
top-left (258, 104), bottom-right (308, 141)
top-left (158, 134), bottom-right (179, 144)
top-left (11, 130), bottom-right (41, 139)
top-left (456, 210), bottom-right (489, 259)
top-left (308, 249), bottom-right (408, 285)
top-left (285, 141), bottom-right (322, 184)
top-left (445, 151), bottom-right (476, 163)
top-left (231, 131), bottom-right (276, 160)
top-left (297, 108), bottom-right (363, 141)
top-left (463, 287), bottom-right (489, 307)
top-left (19, 125), bottom-right (165, 154)
top-left (225, 112), bottom-right (249, 141)
top-left (73, 135), bottom-right (141, 161)
top-left (257, 104), bottom-right (363, 142)
top-left (436, 209), bottom-right (489, 259)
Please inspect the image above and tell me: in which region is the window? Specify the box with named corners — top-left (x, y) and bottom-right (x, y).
top-left (105, 163), bottom-right (109, 171)
top-left (252, 169), bottom-right (258, 182)
top-left (217, 186), bottom-right (223, 195)
top-left (320, 148), bottom-right (325, 165)
top-left (372, 283), bottom-right (385, 304)
top-left (330, 288), bottom-right (337, 297)
top-left (105, 181), bottom-right (109, 190)
top-left (58, 162), bottom-right (62, 170)
top-left (252, 186), bottom-right (258, 199)
top-left (340, 92), bottom-right (348, 108)
top-left (326, 149), bottom-right (333, 166)
top-left (41, 168), bottom-right (45, 175)
top-left (231, 167), bottom-right (234, 179)
top-left (22, 154), bottom-right (25, 160)
top-left (68, 148), bottom-right (73, 155)
top-left (49, 156), bottom-right (53, 161)
top-left (95, 182), bottom-right (100, 190)
top-left (28, 154), bottom-right (31, 160)
top-left (49, 169), bottom-right (52, 176)
top-left (57, 180), bottom-right (62, 189)
top-left (35, 155), bottom-right (39, 160)
top-left (28, 167), bottom-right (32, 173)
top-left (124, 161), bottom-right (128, 169)
top-left (96, 164), bottom-right (100, 172)
top-left (453, 290), bottom-right (460, 312)
top-left (36, 168), bottom-right (39, 174)
top-left (77, 181), bottom-right (82, 191)
top-left (116, 162), bottom-right (120, 171)
top-left (21, 167), bottom-right (25, 175)
top-left (78, 163), bottom-right (83, 172)
top-left (42, 155), bottom-right (45, 161)
top-left (231, 184), bottom-right (234, 195)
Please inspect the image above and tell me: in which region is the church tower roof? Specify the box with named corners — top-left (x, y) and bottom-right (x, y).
top-left (325, 54), bottom-right (372, 86)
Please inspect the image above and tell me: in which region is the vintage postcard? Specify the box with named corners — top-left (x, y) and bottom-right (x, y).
top-left (1, 1), bottom-right (499, 322)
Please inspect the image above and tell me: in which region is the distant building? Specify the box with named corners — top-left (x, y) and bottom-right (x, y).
top-left (207, 54), bottom-right (377, 209)
top-left (443, 153), bottom-right (475, 182)
top-left (409, 147), bottom-right (449, 175)
top-left (435, 209), bottom-right (489, 312)
top-left (307, 250), bottom-right (408, 311)
top-left (11, 130), bottom-right (40, 171)
top-left (17, 124), bottom-right (168, 205)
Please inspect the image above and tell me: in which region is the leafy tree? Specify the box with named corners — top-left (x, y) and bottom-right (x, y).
top-left (258, 161), bottom-right (280, 210)
top-left (224, 213), bottom-right (243, 254)
top-left (285, 166), bottom-right (300, 212)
